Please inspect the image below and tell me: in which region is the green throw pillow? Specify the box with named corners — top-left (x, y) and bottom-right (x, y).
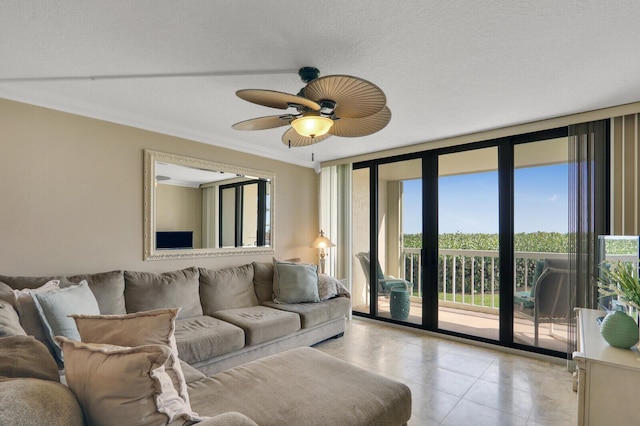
top-left (273, 261), bottom-right (320, 304)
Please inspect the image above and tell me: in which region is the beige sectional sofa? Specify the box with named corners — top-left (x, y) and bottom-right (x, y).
top-left (0, 261), bottom-right (351, 375)
top-left (0, 260), bottom-right (412, 425)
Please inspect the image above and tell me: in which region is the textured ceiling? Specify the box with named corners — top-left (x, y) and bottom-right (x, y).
top-left (2, 1), bottom-right (640, 168)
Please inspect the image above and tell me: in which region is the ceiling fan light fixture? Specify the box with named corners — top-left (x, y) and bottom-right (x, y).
top-left (291, 115), bottom-right (333, 138)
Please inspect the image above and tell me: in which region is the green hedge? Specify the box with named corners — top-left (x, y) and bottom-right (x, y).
top-left (403, 232), bottom-right (569, 295)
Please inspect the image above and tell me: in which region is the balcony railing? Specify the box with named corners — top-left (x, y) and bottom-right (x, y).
top-left (402, 248), bottom-right (568, 312)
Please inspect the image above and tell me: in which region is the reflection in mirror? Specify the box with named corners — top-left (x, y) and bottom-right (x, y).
top-left (144, 150), bottom-right (274, 260)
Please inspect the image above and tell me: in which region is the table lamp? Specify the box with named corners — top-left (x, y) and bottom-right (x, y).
top-left (310, 230), bottom-right (335, 274)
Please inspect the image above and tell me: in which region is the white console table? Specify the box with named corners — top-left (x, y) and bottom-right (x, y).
top-left (573, 308), bottom-right (640, 425)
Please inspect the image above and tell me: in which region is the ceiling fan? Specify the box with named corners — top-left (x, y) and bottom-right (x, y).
top-left (231, 67), bottom-right (391, 147)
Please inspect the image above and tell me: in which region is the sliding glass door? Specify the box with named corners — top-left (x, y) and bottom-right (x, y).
top-left (376, 159), bottom-right (422, 325)
top-left (350, 126), bottom-right (596, 356)
top-left (512, 137), bottom-right (570, 351)
top-left (437, 147), bottom-right (500, 340)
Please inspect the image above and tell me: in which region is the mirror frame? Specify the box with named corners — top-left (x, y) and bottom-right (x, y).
top-left (144, 149), bottom-right (275, 260)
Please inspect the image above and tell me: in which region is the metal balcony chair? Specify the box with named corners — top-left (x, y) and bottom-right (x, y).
top-left (515, 258), bottom-right (571, 345)
top-left (355, 252), bottom-right (413, 300)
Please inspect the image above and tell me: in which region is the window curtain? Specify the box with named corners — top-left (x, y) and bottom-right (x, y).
top-left (567, 120), bottom-right (609, 362)
top-left (319, 164), bottom-right (351, 283)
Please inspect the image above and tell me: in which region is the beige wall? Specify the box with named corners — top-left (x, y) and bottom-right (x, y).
top-left (0, 98), bottom-right (318, 276)
top-left (156, 184), bottom-right (202, 248)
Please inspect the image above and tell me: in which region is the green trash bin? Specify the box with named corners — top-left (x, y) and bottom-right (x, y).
top-left (390, 288), bottom-right (410, 320)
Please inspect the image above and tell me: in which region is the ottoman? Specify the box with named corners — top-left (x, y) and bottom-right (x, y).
top-left (188, 346), bottom-right (412, 425)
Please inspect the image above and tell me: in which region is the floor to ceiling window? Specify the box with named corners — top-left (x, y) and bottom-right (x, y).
top-left (512, 137), bottom-right (569, 351)
top-left (376, 159), bottom-right (422, 325)
top-left (350, 127), bottom-right (589, 357)
top-left (438, 147), bottom-right (500, 340)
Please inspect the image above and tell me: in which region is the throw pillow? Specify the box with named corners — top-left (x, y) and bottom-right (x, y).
top-left (273, 260), bottom-right (320, 304)
top-left (0, 282), bottom-right (14, 305)
top-left (56, 337), bottom-right (203, 426)
top-left (0, 300), bottom-right (26, 337)
top-left (0, 335), bottom-right (60, 382)
top-left (199, 264), bottom-right (258, 315)
top-left (252, 258), bottom-right (303, 304)
top-left (72, 308), bottom-right (191, 408)
top-left (32, 281), bottom-right (100, 362)
top-left (124, 267), bottom-right (202, 319)
top-left (12, 279), bottom-right (60, 347)
top-left (317, 274), bottom-right (340, 301)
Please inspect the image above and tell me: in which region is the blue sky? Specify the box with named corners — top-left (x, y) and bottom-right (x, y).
top-left (402, 164), bottom-right (568, 234)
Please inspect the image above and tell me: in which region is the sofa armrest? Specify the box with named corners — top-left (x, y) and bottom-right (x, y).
top-left (198, 412), bottom-right (259, 426)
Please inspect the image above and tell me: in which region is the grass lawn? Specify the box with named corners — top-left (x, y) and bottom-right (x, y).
top-left (439, 292), bottom-right (500, 307)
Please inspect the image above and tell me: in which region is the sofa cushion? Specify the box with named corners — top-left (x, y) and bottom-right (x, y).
top-left (11, 279), bottom-right (60, 349)
top-left (124, 267), bottom-right (203, 319)
top-left (63, 270), bottom-right (126, 314)
top-left (252, 261), bottom-right (275, 304)
top-left (0, 378), bottom-right (84, 426)
top-left (179, 360), bottom-right (206, 384)
top-left (273, 261), bottom-right (320, 304)
top-left (197, 412), bottom-right (259, 426)
top-left (0, 274), bottom-right (58, 291)
top-left (72, 308), bottom-right (191, 408)
top-left (263, 296), bottom-right (350, 329)
top-left (32, 281), bottom-right (100, 362)
top-left (0, 335), bottom-right (59, 382)
top-left (0, 300), bottom-right (26, 337)
top-left (212, 306), bottom-right (300, 346)
top-left (187, 347), bottom-right (412, 426)
top-left (56, 337), bottom-right (202, 426)
top-left (175, 315), bottom-right (245, 364)
top-left (199, 264), bottom-right (258, 315)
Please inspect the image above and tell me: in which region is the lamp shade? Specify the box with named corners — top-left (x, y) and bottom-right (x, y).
top-left (310, 230), bottom-right (335, 249)
top-left (291, 115), bottom-right (333, 138)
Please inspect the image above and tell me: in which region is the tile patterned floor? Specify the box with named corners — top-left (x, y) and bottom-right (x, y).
top-left (313, 318), bottom-right (577, 426)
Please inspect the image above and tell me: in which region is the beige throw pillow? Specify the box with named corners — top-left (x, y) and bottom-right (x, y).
top-left (0, 300), bottom-right (26, 337)
top-left (317, 274), bottom-right (340, 301)
top-left (0, 335), bottom-right (59, 382)
top-left (11, 280), bottom-right (60, 347)
top-left (71, 308), bottom-right (191, 408)
top-left (56, 337), bottom-right (202, 426)
top-left (0, 282), bottom-right (14, 305)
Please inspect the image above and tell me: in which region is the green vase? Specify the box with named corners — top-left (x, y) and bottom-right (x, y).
top-left (600, 309), bottom-right (639, 349)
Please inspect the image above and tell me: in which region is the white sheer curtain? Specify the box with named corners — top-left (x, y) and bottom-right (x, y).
top-left (319, 164), bottom-right (352, 286)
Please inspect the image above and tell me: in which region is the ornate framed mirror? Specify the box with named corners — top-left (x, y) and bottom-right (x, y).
top-left (144, 150), bottom-right (275, 260)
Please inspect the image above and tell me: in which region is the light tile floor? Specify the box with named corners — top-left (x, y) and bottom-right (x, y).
top-left (314, 318), bottom-right (577, 426)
